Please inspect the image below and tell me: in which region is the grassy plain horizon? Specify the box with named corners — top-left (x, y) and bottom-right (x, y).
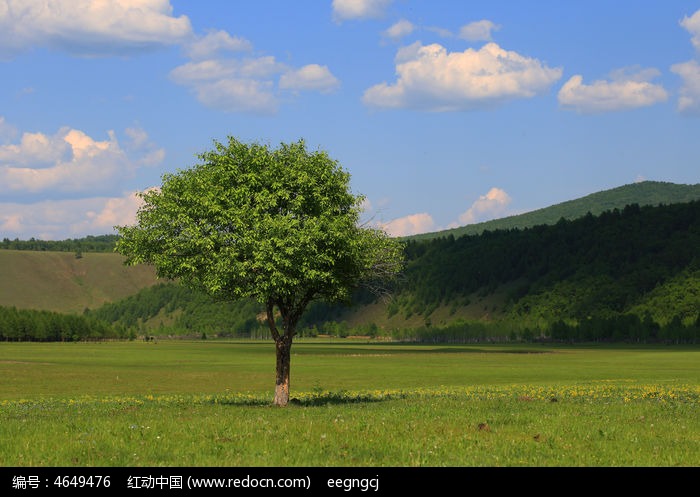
top-left (1, 340), bottom-right (698, 466)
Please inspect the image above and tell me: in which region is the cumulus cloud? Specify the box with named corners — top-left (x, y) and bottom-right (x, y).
top-left (86, 190), bottom-right (148, 231)
top-left (363, 42), bottom-right (562, 111)
top-left (183, 29), bottom-right (252, 60)
top-left (170, 58), bottom-right (281, 114)
top-left (558, 68), bottom-right (668, 113)
top-left (279, 64), bottom-right (340, 93)
top-left (671, 60), bottom-right (700, 115)
top-left (0, 0), bottom-right (192, 58)
top-left (459, 20), bottom-right (500, 42)
top-left (381, 213), bottom-right (436, 237)
top-left (0, 120), bottom-right (163, 199)
top-left (458, 188), bottom-right (512, 225)
top-left (170, 36), bottom-right (340, 114)
top-left (383, 19), bottom-right (415, 41)
top-left (332, 0), bottom-right (392, 22)
top-left (681, 9), bottom-right (700, 51)
top-left (672, 10), bottom-right (700, 115)
top-left (0, 192), bottom-right (146, 240)
top-left (169, 56), bottom-right (285, 113)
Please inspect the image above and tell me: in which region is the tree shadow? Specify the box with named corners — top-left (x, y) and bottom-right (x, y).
top-left (210, 390), bottom-right (394, 407)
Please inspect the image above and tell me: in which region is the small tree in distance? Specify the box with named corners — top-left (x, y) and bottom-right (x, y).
top-left (115, 137), bottom-right (404, 406)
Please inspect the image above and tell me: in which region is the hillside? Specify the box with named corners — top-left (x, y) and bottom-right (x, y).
top-left (1, 180), bottom-right (699, 343)
top-left (80, 198), bottom-right (700, 344)
top-left (0, 250), bottom-right (158, 313)
top-left (407, 180), bottom-right (700, 241)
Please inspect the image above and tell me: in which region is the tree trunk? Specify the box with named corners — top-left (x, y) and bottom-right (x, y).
top-left (273, 334), bottom-right (292, 406)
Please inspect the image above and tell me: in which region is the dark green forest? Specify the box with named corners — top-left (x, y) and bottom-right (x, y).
top-left (400, 201), bottom-right (700, 321)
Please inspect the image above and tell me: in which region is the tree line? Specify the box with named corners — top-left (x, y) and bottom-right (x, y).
top-left (0, 306), bottom-right (120, 341)
top-left (0, 235), bottom-right (118, 253)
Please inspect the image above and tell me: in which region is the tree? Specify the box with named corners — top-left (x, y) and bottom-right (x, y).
top-left (115, 137), bottom-right (404, 406)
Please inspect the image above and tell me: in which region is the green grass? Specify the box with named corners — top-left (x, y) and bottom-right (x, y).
top-left (0, 340), bottom-right (698, 466)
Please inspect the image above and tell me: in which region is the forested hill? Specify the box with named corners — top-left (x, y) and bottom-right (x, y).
top-left (2, 181), bottom-right (700, 343)
top-left (407, 180), bottom-right (700, 241)
top-left (393, 200), bottom-right (700, 328)
top-left (81, 198), bottom-right (700, 344)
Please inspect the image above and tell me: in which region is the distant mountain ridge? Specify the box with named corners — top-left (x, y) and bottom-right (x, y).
top-left (407, 180), bottom-right (700, 241)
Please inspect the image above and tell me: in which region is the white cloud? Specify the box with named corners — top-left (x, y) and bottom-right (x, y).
top-left (124, 127), bottom-right (150, 149)
top-left (183, 29), bottom-right (252, 60)
top-left (170, 59), bottom-right (238, 83)
top-left (0, 130), bottom-right (69, 166)
top-left (279, 64), bottom-right (340, 93)
top-left (0, 129), bottom-right (127, 195)
top-left (193, 78), bottom-right (278, 114)
top-left (681, 9), bottom-right (700, 51)
top-left (86, 191), bottom-right (147, 231)
top-left (363, 42), bottom-right (562, 111)
top-left (0, 0), bottom-right (192, 58)
top-left (170, 56), bottom-right (285, 114)
top-left (672, 10), bottom-right (700, 115)
top-left (381, 213), bottom-right (436, 237)
top-left (0, 122), bottom-right (162, 198)
top-left (171, 45), bottom-right (340, 114)
top-left (0, 191), bottom-right (146, 240)
top-left (671, 60), bottom-right (700, 115)
top-left (332, 0), bottom-right (392, 22)
top-left (383, 19), bottom-right (415, 41)
top-left (124, 126), bottom-right (165, 166)
top-left (458, 188), bottom-right (512, 225)
top-left (167, 56), bottom-right (283, 81)
top-left (558, 68), bottom-right (668, 113)
top-left (459, 20), bottom-right (500, 42)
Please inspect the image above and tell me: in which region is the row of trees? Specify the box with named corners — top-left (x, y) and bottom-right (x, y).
top-left (0, 235), bottom-right (118, 253)
top-left (0, 306), bottom-right (120, 342)
top-left (299, 312), bottom-right (699, 344)
top-left (86, 283), bottom-right (266, 337)
top-left (5, 302), bottom-right (698, 344)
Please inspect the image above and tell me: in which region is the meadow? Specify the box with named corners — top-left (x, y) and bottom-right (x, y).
top-left (0, 340), bottom-right (698, 467)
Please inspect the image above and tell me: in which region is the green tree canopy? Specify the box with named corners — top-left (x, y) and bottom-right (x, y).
top-left (116, 137), bottom-right (404, 405)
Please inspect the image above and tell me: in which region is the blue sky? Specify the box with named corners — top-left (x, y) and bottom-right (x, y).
top-left (1, 0), bottom-right (699, 240)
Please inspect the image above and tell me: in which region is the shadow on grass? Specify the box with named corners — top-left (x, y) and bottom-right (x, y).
top-left (209, 390), bottom-right (395, 408)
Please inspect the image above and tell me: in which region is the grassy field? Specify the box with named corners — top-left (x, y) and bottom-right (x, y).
top-left (0, 340), bottom-right (698, 466)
